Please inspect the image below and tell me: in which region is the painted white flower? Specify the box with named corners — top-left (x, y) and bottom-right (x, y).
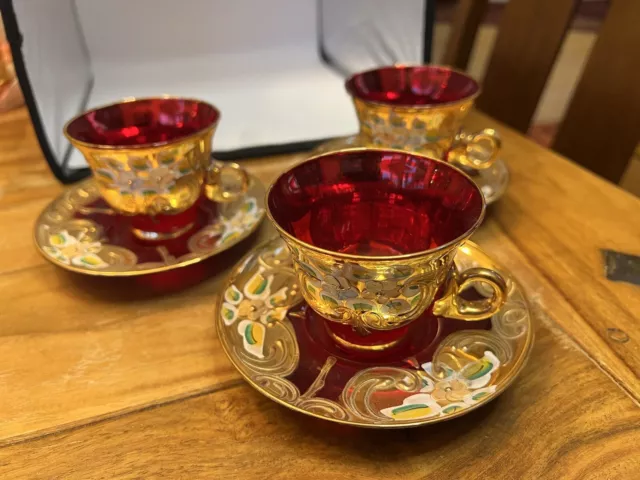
top-left (94, 155), bottom-right (183, 195)
top-left (214, 198), bottom-right (263, 247)
top-left (137, 166), bottom-right (179, 194)
top-left (422, 350), bottom-right (501, 390)
top-left (95, 168), bottom-right (137, 193)
top-left (186, 197), bottom-right (263, 254)
top-left (220, 267), bottom-right (290, 359)
top-left (223, 199), bottom-right (263, 232)
top-left (43, 230), bottom-right (108, 269)
top-left (380, 350), bottom-right (501, 421)
top-left (381, 393), bottom-right (442, 421)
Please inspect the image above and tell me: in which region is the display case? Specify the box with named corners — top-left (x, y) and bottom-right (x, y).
top-left (1, 0), bottom-right (433, 183)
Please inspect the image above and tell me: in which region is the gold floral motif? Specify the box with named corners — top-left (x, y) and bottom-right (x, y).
top-left (221, 269), bottom-right (291, 360)
top-left (430, 378), bottom-right (471, 403)
top-left (351, 86), bottom-right (501, 170)
top-left (39, 219), bottom-right (137, 271)
top-left (187, 197), bottom-right (264, 254)
top-left (219, 242), bottom-right (303, 375)
top-left (42, 229), bottom-right (108, 269)
top-left (353, 96), bottom-right (472, 159)
top-left (284, 238), bottom-right (459, 332)
top-left (71, 126), bottom-right (213, 216)
top-left (95, 157), bottom-right (188, 196)
top-left (341, 350), bottom-right (501, 424)
top-left (216, 237), bottom-right (534, 428)
top-left (266, 150), bottom-right (508, 335)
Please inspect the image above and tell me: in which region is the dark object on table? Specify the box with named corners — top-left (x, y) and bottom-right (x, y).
top-left (602, 249), bottom-right (640, 286)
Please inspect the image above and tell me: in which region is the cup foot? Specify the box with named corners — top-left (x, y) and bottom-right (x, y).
top-left (296, 301), bottom-right (443, 364)
top-left (130, 203), bottom-right (199, 242)
top-left (320, 314), bottom-right (412, 354)
top-left (131, 221), bottom-right (195, 241)
top-left (324, 323), bottom-right (407, 352)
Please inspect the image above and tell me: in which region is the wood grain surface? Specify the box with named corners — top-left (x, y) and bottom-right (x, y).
top-left (474, 221), bottom-right (639, 402)
top-left (0, 109), bottom-right (302, 443)
top-left (465, 113), bottom-right (640, 388)
top-left (0, 106), bottom-right (638, 478)
top-left (1, 301), bottom-right (638, 479)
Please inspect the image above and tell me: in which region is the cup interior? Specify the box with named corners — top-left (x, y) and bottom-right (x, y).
top-left (268, 150), bottom-right (483, 257)
top-left (65, 97), bottom-right (220, 147)
top-left (345, 65), bottom-right (479, 107)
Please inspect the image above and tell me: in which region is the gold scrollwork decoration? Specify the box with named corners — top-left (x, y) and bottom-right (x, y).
top-left (341, 367), bottom-right (426, 423)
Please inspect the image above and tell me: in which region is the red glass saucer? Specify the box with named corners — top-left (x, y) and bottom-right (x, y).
top-left (217, 237), bottom-right (533, 428)
top-left (34, 175), bottom-right (265, 277)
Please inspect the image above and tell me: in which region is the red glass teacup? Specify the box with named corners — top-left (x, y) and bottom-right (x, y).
top-left (267, 148), bottom-right (507, 351)
top-left (346, 65), bottom-right (501, 170)
top-left (64, 97), bottom-right (247, 241)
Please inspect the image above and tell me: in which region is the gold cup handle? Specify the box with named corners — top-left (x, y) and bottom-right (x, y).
top-left (206, 160), bottom-right (250, 202)
top-left (449, 128), bottom-right (501, 170)
top-left (432, 267), bottom-right (508, 321)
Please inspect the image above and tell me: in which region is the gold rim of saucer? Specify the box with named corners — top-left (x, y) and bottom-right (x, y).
top-left (265, 146), bottom-right (487, 263)
top-left (216, 236), bottom-right (534, 429)
top-left (310, 135), bottom-right (510, 205)
top-left (33, 174), bottom-right (265, 277)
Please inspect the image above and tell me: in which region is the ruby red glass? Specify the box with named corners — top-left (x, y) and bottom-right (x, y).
top-left (65, 98), bottom-right (220, 147)
top-left (285, 303), bottom-right (491, 396)
top-left (75, 196), bottom-right (216, 262)
top-left (267, 150), bottom-right (483, 256)
top-left (345, 65), bottom-right (480, 106)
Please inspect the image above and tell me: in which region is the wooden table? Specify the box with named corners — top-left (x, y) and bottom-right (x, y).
top-left (0, 107), bottom-right (638, 479)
